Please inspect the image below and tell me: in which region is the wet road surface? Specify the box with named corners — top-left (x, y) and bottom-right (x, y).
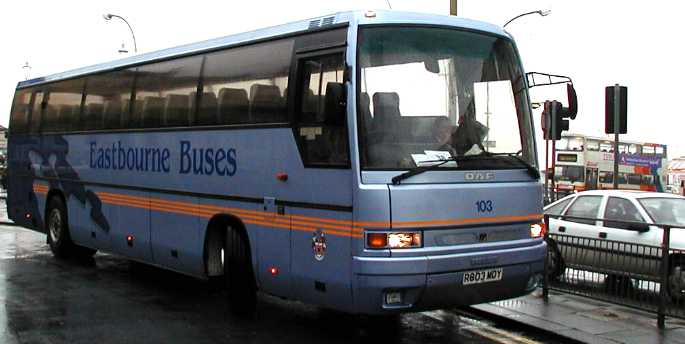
top-left (0, 223), bottom-right (568, 344)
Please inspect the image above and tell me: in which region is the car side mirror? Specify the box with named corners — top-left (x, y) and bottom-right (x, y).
top-left (628, 223), bottom-right (650, 233)
top-left (324, 82), bottom-right (346, 126)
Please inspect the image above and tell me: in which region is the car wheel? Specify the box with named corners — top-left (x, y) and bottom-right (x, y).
top-left (667, 262), bottom-right (685, 302)
top-left (605, 274), bottom-right (635, 296)
top-left (225, 225), bottom-right (257, 316)
top-left (546, 239), bottom-right (565, 281)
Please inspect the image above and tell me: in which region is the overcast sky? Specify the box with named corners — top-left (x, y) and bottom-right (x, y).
top-left (2, 0), bottom-right (683, 158)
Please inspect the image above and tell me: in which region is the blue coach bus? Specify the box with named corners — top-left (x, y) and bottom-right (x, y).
top-left (7, 10), bottom-right (545, 314)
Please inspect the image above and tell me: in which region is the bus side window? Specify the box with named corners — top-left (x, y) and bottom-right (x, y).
top-left (29, 91), bottom-right (45, 133)
top-left (133, 56), bottom-right (201, 128)
top-left (599, 171), bottom-right (613, 184)
top-left (294, 53), bottom-right (349, 167)
top-left (9, 90), bottom-right (32, 134)
top-left (202, 39), bottom-right (293, 125)
top-left (85, 70), bottom-right (134, 130)
top-left (46, 79), bottom-right (85, 132)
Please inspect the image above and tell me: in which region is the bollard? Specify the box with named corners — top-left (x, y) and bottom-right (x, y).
top-left (658, 226), bottom-right (671, 329)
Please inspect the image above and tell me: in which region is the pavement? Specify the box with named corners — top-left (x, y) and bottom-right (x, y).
top-left (473, 289), bottom-right (685, 344)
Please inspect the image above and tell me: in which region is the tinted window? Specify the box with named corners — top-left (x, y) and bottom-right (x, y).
top-left (9, 89), bottom-right (32, 134)
top-left (295, 53), bottom-right (349, 166)
top-left (565, 196), bottom-right (602, 225)
top-left (85, 70), bottom-right (135, 130)
top-left (29, 91), bottom-right (45, 133)
top-left (599, 171), bottom-right (613, 184)
top-left (604, 197), bottom-right (644, 229)
top-left (642, 175), bottom-right (654, 185)
top-left (627, 173), bottom-right (642, 185)
top-left (134, 56), bottom-right (202, 128)
top-left (545, 198), bottom-right (573, 216)
top-left (639, 198), bottom-right (685, 226)
top-left (202, 39), bottom-right (293, 125)
top-left (45, 79), bottom-right (84, 132)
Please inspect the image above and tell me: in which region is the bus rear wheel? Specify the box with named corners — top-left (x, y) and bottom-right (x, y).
top-left (46, 197), bottom-right (96, 259)
top-left (225, 225), bottom-right (256, 316)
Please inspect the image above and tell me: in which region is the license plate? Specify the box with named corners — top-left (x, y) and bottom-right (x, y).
top-left (462, 268), bottom-right (503, 285)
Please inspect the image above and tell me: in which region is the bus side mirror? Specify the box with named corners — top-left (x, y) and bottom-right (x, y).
top-left (563, 84), bottom-right (578, 120)
top-left (324, 82), bottom-right (347, 126)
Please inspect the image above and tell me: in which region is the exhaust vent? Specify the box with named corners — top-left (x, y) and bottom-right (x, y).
top-left (308, 19), bottom-right (321, 29)
top-left (322, 16), bottom-right (335, 26)
top-left (308, 16), bottom-right (335, 29)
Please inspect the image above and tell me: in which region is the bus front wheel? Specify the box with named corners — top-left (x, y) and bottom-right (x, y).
top-left (225, 225), bottom-right (256, 316)
top-left (46, 196), bottom-right (96, 259)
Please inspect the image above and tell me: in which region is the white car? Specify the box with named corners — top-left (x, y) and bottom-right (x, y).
top-left (543, 190), bottom-right (685, 299)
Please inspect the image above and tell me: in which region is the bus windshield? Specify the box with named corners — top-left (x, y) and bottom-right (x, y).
top-left (357, 26), bottom-right (534, 170)
top-left (555, 165), bottom-right (584, 183)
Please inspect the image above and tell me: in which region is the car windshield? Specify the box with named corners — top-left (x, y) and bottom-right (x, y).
top-left (357, 26), bottom-right (534, 170)
top-left (638, 198), bottom-right (685, 226)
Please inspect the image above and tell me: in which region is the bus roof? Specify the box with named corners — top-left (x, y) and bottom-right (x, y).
top-left (561, 133), bottom-right (666, 148)
top-left (17, 10), bottom-right (506, 90)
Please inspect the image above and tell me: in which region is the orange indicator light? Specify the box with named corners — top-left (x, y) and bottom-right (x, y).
top-left (367, 233), bottom-right (388, 248)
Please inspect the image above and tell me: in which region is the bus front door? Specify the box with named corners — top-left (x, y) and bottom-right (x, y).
top-left (586, 168), bottom-right (598, 190)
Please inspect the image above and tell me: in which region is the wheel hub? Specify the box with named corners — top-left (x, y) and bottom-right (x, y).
top-left (49, 209), bottom-right (62, 243)
top-left (670, 266), bottom-right (685, 297)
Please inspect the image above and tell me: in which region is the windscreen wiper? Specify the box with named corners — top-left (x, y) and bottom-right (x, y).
top-left (390, 152), bottom-right (539, 185)
top-left (391, 158), bottom-right (458, 185)
top-left (481, 151), bottom-right (540, 180)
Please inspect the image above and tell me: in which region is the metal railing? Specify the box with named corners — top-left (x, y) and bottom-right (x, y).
top-left (542, 213), bottom-right (685, 328)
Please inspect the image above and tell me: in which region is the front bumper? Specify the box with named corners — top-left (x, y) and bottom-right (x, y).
top-left (351, 240), bottom-right (546, 314)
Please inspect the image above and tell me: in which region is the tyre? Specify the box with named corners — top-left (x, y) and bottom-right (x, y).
top-left (46, 196), bottom-right (97, 259)
top-left (546, 239), bottom-right (565, 281)
top-left (225, 225), bottom-right (257, 316)
top-left (667, 258), bottom-right (685, 302)
top-left (46, 196), bottom-right (75, 258)
top-left (605, 274), bottom-right (635, 297)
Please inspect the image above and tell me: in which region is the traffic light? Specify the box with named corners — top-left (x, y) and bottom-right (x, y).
top-left (541, 84), bottom-right (578, 141)
top-left (555, 109), bottom-right (570, 140)
top-left (605, 85), bottom-right (627, 134)
top-left (541, 102), bottom-right (553, 140)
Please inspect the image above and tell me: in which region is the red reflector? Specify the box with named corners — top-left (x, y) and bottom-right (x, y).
top-left (25, 213), bottom-right (32, 219)
top-left (126, 235), bottom-right (134, 242)
top-left (367, 233), bottom-right (388, 248)
top-left (276, 173), bottom-right (288, 182)
top-left (269, 267), bottom-right (279, 275)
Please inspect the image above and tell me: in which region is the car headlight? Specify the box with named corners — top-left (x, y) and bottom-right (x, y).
top-left (366, 232), bottom-right (422, 249)
top-left (530, 222), bottom-right (546, 238)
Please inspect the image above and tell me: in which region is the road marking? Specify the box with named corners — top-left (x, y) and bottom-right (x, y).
top-left (421, 310), bottom-right (542, 344)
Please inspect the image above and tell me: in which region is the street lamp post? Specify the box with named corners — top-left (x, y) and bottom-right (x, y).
top-left (103, 13), bottom-right (138, 53)
top-left (22, 62), bottom-right (31, 80)
top-left (503, 10), bottom-right (551, 28)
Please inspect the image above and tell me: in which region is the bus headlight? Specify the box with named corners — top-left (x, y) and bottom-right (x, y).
top-left (530, 223), bottom-right (546, 238)
top-left (366, 232), bottom-right (422, 249)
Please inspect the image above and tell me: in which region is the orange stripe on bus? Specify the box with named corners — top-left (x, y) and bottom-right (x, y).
top-left (31, 187), bottom-right (538, 239)
top-left (98, 191), bottom-right (357, 233)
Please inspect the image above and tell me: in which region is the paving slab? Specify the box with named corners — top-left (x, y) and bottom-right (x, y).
top-left (474, 290), bottom-right (685, 344)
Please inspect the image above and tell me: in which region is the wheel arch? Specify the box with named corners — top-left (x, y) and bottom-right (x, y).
top-left (203, 213), bottom-right (254, 278)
